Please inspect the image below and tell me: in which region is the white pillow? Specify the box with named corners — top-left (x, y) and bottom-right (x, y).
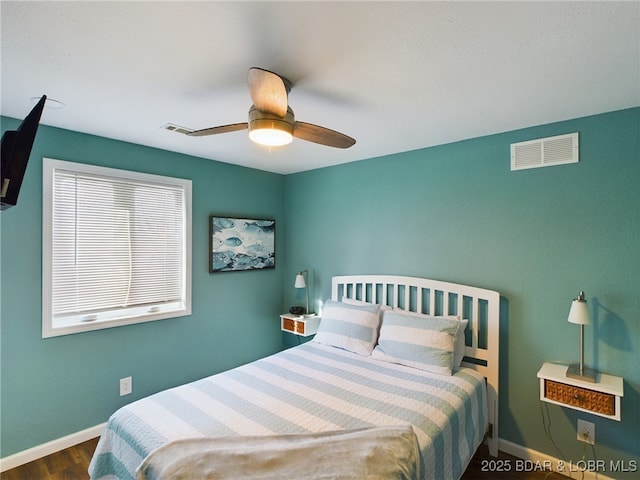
top-left (313, 300), bottom-right (381, 356)
top-left (341, 296), bottom-right (391, 311)
top-left (384, 310), bottom-right (467, 367)
top-left (341, 296), bottom-right (370, 306)
top-left (341, 297), bottom-right (390, 341)
top-left (371, 310), bottom-right (459, 375)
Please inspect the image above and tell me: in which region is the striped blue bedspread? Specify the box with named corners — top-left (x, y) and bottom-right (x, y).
top-left (89, 342), bottom-right (487, 480)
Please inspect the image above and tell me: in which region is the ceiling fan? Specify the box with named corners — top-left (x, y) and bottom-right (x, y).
top-left (166, 67), bottom-right (356, 149)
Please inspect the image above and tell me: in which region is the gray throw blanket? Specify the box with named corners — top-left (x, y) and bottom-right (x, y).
top-left (136, 425), bottom-right (421, 479)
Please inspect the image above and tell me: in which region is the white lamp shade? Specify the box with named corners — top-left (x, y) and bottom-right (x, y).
top-left (294, 273), bottom-right (306, 289)
top-left (567, 295), bottom-right (591, 325)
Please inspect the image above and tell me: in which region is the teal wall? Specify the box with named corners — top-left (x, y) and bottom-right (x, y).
top-left (0, 120), bottom-right (286, 457)
top-left (2, 109), bottom-right (638, 474)
top-left (283, 108), bottom-right (639, 476)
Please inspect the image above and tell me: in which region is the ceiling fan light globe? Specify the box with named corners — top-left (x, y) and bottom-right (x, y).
top-left (249, 124), bottom-right (293, 146)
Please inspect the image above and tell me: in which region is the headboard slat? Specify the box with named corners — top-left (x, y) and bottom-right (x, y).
top-left (429, 288), bottom-right (435, 315)
top-left (404, 286), bottom-right (410, 311)
top-left (472, 297), bottom-right (479, 350)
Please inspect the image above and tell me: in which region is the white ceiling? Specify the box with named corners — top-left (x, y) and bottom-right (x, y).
top-left (2, 1), bottom-right (638, 174)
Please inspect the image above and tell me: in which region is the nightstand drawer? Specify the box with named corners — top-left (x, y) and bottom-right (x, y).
top-left (537, 362), bottom-right (623, 420)
top-left (544, 380), bottom-right (615, 416)
top-left (280, 314), bottom-right (320, 337)
top-left (282, 318), bottom-right (306, 334)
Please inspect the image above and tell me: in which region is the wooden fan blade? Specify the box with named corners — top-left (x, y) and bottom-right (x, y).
top-left (248, 67), bottom-right (289, 117)
top-left (294, 122), bottom-right (356, 149)
top-left (186, 123), bottom-right (248, 137)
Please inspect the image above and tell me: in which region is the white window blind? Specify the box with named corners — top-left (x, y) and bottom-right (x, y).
top-left (43, 159), bottom-right (192, 337)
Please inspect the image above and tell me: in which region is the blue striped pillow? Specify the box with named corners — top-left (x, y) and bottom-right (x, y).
top-left (313, 300), bottom-right (381, 356)
top-left (371, 310), bottom-right (459, 375)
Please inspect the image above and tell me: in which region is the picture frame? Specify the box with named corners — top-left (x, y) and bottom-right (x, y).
top-left (209, 216), bottom-right (275, 273)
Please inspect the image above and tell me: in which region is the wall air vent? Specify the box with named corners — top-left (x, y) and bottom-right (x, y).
top-left (511, 132), bottom-right (579, 171)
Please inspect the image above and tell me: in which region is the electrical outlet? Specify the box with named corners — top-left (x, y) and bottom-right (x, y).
top-left (119, 376), bottom-right (132, 396)
top-left (577, 419), bottom-right (595, 445)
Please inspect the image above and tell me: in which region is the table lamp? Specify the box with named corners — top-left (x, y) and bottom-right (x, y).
top-left (566, 291), bottom-right (597, 382)
top-left (294, 270), bottom-right (314, 317)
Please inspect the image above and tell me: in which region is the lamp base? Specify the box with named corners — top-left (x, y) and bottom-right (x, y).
top-left (303, 313), bottom-right (316, 318)
top-left (566, 364), bottom-right (597, 383)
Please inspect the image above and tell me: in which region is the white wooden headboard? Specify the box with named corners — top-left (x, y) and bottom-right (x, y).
top-left (331, 274), bottom-right (500, 457)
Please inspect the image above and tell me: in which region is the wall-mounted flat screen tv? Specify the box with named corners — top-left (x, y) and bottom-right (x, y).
top-left (1, 95), bottom-right (47, 210)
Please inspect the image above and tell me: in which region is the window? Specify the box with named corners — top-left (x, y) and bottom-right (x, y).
top-left (42, 158), bottom-right (191, 337)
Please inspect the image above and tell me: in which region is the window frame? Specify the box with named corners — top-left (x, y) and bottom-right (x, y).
top-left (42, 158), bottom-right (192, 338)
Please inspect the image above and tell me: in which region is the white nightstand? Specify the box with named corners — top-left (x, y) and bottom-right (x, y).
top-left (537, 362), bottom-right (624, 421)
top-left (280, 314), bottom-right (320, 337)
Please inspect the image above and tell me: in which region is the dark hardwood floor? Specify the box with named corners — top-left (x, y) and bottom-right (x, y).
top-left (2, 439), bottom-right (566, 479)
top-left (1, 438), bottom-right (98, 480)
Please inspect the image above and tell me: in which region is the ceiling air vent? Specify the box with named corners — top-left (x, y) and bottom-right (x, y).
top-left (511, 132), bottom-right (578, 171)
top-left (162, 123), bottom-right (193, 135)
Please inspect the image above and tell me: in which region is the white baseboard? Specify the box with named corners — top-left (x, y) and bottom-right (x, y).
top-left (499, 438), bottom-right (615, 480)
top-left (0, 423), bottom-right (105, 473)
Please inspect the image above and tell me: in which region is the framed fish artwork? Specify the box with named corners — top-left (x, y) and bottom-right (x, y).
top-left (209, 216), bottom-right (275, 273)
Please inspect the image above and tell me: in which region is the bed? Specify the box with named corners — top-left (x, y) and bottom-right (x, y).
top-left (89, 274), bottom-right (500, 480)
